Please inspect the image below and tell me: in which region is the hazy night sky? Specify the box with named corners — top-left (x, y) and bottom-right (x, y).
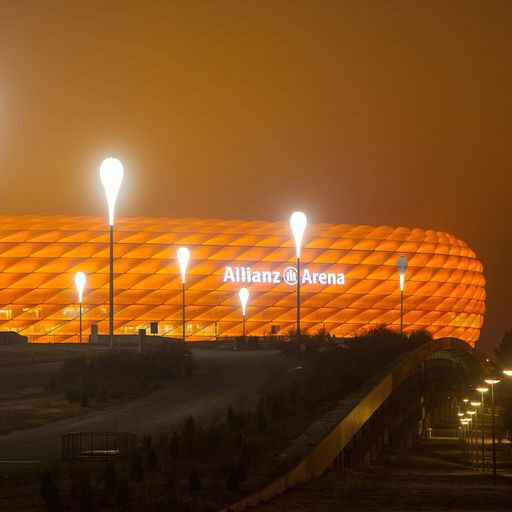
top-left (0, 1), bottom-right (510, 352)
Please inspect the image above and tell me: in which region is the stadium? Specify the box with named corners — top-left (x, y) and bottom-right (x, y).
top-left (0, 215), bottom-right (485, 344)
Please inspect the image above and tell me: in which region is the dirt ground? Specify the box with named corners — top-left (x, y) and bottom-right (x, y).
top-left (0, 346), bottom-right (295, 464)
top-left (255, 435), bottom-right (512, 512)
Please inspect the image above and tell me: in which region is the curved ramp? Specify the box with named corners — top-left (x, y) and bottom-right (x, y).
top-left (220, 338), bottom-right (480, 511)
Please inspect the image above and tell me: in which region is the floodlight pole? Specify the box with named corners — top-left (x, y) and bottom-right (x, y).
top-left (397, 256), bottom-right (407, 336)
top-left (290, 212), bottom-right (307, 344)
top-left (109, 224), bottom-right (114, 349)
top-left (296, 254), bottom-right (300, 341)
top-left (182, 280), bottom-right (186, 342)
top-left (79, 300), bottom-right (83, 344)
top-left (177, 247), bottom-right (190, 342)
top-left (100, 157), bottom-right (123, 351)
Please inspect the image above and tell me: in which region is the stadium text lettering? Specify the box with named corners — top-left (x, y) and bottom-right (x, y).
top-left (223, 266), bottom-right (345, 286)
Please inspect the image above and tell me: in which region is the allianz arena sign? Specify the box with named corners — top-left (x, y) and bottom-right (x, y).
top-left (223, 266), bottom-right (345, 286)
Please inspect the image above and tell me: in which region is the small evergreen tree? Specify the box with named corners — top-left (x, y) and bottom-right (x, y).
top-left (188, 468), bottom-right (201, 494)
top-left (115, 478), bottom-right (131, 510)
top-left (41, 471), bottom-right (59, 511)
top-left (79, 476), bottom-right (96, 512)
top-left (79, 387), bottom-right (88, 408)
top-left (185, 415), bottom-right (196, 438)
top-left (170, 432), bottom-right (180, 458)
top-left (130, 453), bottom-right (145, 482)
top-left (101, 463), bottom-right (117, 506)
top-left (227, 464), bottom-right (240, 492)
top-left (495, 329), bottom-right (512, 370)
top-left (258, 409), bottom-right (267, 432)
top-left (147, 448), bottom-right (158, 472)
top-left (227, 407), bottom-right (237, 428)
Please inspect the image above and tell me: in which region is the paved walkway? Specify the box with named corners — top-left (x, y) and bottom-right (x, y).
top-left (255, 415), bottom-right (512, 511)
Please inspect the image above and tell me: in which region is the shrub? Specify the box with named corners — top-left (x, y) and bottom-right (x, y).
top-left (227, 407), bottom-right (237, 428)
top-left (185, 416), bottom-right (196, 438)
top-left (170, 432), bottom-right (180, 458)
top-left (115, 478), bottom-right (131, 510)
top-left (79, 387), bottom-right (88, 408)
top-left (188, 468), bottom-right (201, 494)
top-left (41, 471), bottom-right (59, 511)
top-left (143, 434), bottom-right (152, 451)
top-left (101, 463), bottom-right (117, 505)
top-left (227, 464), bottom-right (240, 492)
top-left (79, 476), bottom-right (95, 512)
top-left (147, 448), bottom-right (158, 472)
top-left (130, 454), bottom-right (145, 482)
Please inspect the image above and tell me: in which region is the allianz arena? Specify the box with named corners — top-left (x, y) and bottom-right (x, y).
top-left (0, 215), bottom-right (485, 345)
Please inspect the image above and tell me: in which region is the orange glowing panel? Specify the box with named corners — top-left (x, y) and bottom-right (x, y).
top-left (0, 215), bottom-right (485, 346)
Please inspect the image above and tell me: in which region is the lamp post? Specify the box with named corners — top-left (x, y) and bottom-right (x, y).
top-left (470, 402), bottom-right (481, 470)
top-left (177, 247), bottom-right (190, 342)
top-left (485, 379), bottom-right (500, 484)
top-left (467, 410), bottom-right (477, 467)
top-left (74, 272), bottom-right (86, 344)
top-left (476, 386), bottom-right (488, 471)
top-left (290, 212), bottom-right (307, 343)
top-left (461, 419), bottom-right (469, 457)
top-left (396, 256), bottom-right (407, 335)
top-left (239, 288), bottom-right (249, 350)
top-left (100, 157), bottom-right (124, 350)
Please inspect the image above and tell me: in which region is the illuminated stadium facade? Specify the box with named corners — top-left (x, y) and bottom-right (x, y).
top-left (0, 215), bottom-right (485, 345)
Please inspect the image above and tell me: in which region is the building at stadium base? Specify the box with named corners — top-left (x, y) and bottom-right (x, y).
top-left (0, 215), bottom-right (485, 345)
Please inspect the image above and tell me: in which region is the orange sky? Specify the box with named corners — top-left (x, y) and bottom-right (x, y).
top-left (0, 1), bottom-right (510, 352)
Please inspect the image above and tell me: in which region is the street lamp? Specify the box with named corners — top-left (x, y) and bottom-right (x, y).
top-left (100, 157), bottom-right (124, 350)
top-left (74, 272), bottom-right (86, 344)
top-left (476, 386), bottom-right (489, 472)
top-left (470, 402), bottom-right (481, 469)
top-left (485, 379), bottom-right (501, 484)
top-left (396, 256), bottom-right (408, 335)
top-left (502, 370), bottom-right (512, 377)
top-left (239, 287), bottom-right (249, 349)
top-left (290, 211), bottom-right (307, 343)
top-left (177, 247), bottom-right (190, 342)
top-left (467, 410), bottom-right (477, 467)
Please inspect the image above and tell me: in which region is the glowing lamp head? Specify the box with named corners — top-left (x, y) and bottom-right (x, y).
top-left (239, 287), bottom-right (249, 317)
top-left (470, 402), bottom-right (481, 407)
top-left (74, 272), bottom-right (86, 303)
top-left (467, 410), bottom-right (476, 415)
top-left (485, 379), bottom-right (501, 385)
top-left (290, 211), bottom-right (307, 258)
top-left (100, 157), bottom-right (124, 226)
top-left (177, 247), bottom-right (191, 284)
top-left (503, 370), bottom-right (512, 377)
top-left (396, 256), bottom-right (408, 291)
top-left (463, 398), bottom-right (469, 403)
top-left (457, 412), bottom-right (464, 417)
top-left (476, 387), bottom-right (488, 394)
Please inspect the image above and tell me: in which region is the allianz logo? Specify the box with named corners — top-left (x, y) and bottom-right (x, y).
top-left (223, 266), bottom-right (345, 286)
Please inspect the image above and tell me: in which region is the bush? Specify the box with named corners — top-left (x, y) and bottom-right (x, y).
top-left (188, 468), bottom-right (201, 494)
top-left (143, 434), bottom-right (152, 451)
top-left (227, 464), bottom-right (240, 492)
top-left (79, 387), bottom-right (88, 408)
top-left (41, 471), bottom-right (59, 511)
top-left (79, 476), bottom-right (95, 512)
top-left (147, 448), bottom-right (158, 472)
top-left (101, 463), bottom-right (117, 506)
top-left (169, 432), bottom-right (180, 458)
top-left (115, 478), bottom-right (131, 510)
top-left (130, 454), bottom-right (145, 482)
top-left (227, 407), bottom-right (237, 428)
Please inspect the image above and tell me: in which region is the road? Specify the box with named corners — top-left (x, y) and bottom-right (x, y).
top-left (0, 348), bottom-right (293, 465)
